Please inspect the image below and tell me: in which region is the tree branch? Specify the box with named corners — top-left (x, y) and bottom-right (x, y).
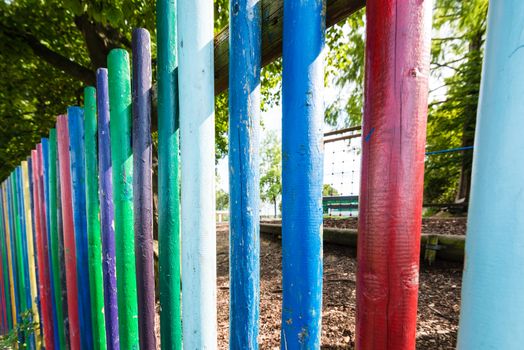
top-left (1, 23), bottom-right (95, 85)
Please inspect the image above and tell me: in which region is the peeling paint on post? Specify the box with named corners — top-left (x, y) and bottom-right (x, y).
top-left (132, 28), bottom-right (156, 350)
top-left (228, 0), bottom-right (261, 348)
top-left (97, 68), bottom-right (120, 350)
top-left (68, 107), bottom-right (95, 350)
top-left (178, 0), bottom-right (217, 347)
top-left (108, 49), bottom-right (140, 350)
top-left (56, 115), bottom-right (82, 350)
top-left (457, 1), bottom-right (524, 348)
top-left (356, 1), bottom-right (432, 348)
top-left (281, 0), bottom-right (325, 347)
top-left (156, 0), bottom-right (182, 347)
top-left (84, 86), bottom-right (108, 350)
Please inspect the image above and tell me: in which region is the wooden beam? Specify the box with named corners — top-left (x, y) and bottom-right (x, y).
top-left (213, 0), bottom-right (366, 94)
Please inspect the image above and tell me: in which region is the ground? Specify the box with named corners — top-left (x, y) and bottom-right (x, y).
top-left (215, 217), bottom-right (464, 349)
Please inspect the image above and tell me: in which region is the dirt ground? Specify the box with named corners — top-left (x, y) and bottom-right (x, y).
top-left (216, 221), bottom-right (463, 349)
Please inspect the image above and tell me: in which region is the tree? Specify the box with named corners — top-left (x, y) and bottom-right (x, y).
top-left (260, 131), bottom-right (281, 218)
top-left (0, 0), bottom-right (231, 180)
top-left (323, 184), bottom-right (339, 197)
top-left (424, 0), bottom-right (488, 204)
top-left (216, 189), bottom-right (229, 211)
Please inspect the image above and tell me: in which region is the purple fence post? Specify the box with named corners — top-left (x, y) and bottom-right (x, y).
top-left (132, 28), bottom-right (156, 350)
top-left (96, 68), bottom-right (120, 350)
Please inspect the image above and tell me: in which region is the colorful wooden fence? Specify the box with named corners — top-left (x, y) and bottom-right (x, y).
top-left (1, 0), bottom-right (523, 349)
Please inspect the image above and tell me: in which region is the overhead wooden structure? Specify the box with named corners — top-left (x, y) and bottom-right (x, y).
top-left (213, 0), bottom-right (365, 94)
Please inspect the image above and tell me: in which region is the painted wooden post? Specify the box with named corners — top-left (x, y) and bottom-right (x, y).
top-left (33, 146), bottom-right (55, 349)
top-left (15, 168), bottom-right (31, 313)
top-left (156, 0), bottom-right (182, 347)
top-left (15, 167), bottom-right (36, 347)
top-left (56, 149), bottom-right (71, 345)
top-left (108, 49), bottom-right (140, 350)
top-left (0, 197), bottom-right (5, 335)
top-left (0, 231), bottom-right (6, 334)
top-left (68, 106), bottom-right (95, 350)
top-left (356, 1), bottom-right (432, 348)
top-left (228, 0), bottom-right (261, 347)
top-left (457, 1), bottom-right (524, 348)
top-left (0, 189), bottom-right (12, 331)
top-left (6, 179), bottom-right (21, 324)
top-left (56, 115), bottom-right (82, 350)
top-left (42, 138), bottom-right (61, 350)
top-left (0, 188), bottom-right (13, 330)
top-left (39, 143), bottom-right (57, 347)
top-left (2, 183), bottom-right (17, 328)
top-left (84, 86), bottom-right (108, 350)
top-left (178, 0), bottom-right (217, 347)
top-left (131, 28), bottom-right (156, 350)
top-left (11, 170), bottom-right (28, 318)
top-left (281, 0), bottom-right (324, 347)
top-left (27, 157), bottom-right (44, 340)
top-left (14, 170), bottom-right (30, 316)
top-left (18, 166), bottom-right (38, 349)
top-left (96, 68), bottom-right (120, 350)
top-left (48, 130), bottom-right (68, 349)
top-left (22, 160), bottom-right (42, 346)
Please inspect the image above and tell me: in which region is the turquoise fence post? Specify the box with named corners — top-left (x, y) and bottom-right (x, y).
top-left (228, 0), bottom-right (261, 348)
top-left (178, 0), bottom-right (217, 347)
top-left (156, 0), bottom-right (183, 347)
top-left (457, 1), bottom-right (524, 348)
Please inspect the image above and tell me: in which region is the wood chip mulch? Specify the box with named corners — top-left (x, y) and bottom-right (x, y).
top-left (216, 223), bottom-right (463, 349)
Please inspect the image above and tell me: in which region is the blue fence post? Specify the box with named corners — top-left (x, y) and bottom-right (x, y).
top-left (228, 0), bottom-right (261, 348)
top-left (67, 106), bottom-right (94, 350)
top-left (281, 0), bottom-right (325, 347)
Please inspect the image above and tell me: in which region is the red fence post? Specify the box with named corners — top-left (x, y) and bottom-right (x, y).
top-left (356, 0), bottom-right (432, 348)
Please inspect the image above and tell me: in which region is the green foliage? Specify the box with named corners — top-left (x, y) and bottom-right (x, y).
top-left (323, 184), bottom-right (339, 197)
top-left (0, 310), bottom-right (39, 349)
top-left (0, 0), bottom-right (228, 180)
top-left (325, 8), bottom-right (365, 127)
top-left (424, 0), bottom-right (487, 204)
top-left (216, 188), bottom-right (229, 210)
top-left (259, 131), bottom-right (281, 217)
